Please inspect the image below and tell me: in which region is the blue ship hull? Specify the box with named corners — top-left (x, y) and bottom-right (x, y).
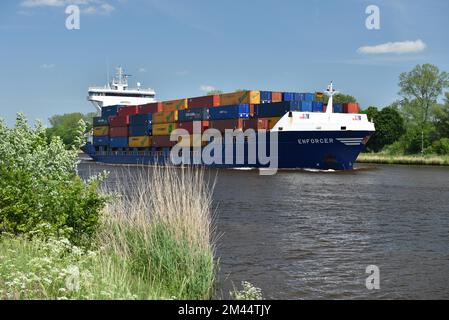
top-left (82, 130), bottom-right (373, 170)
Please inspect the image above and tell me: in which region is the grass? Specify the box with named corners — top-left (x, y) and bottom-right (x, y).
top-left (0, 166), bottom-right (217, 300)
top-left (357, 153), bottom-right (449, 166)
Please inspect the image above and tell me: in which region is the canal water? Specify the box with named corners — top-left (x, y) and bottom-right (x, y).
top-left (78, 160), bottom-right (449, 299)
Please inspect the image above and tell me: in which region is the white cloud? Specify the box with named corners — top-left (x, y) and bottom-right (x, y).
top-left (21, 0), bottom-right (115, 15)
top-left (40, 63), bottom-right (55, 69)
top-left (21, 0), bottom-right (65, 7)
top-left (200, 85), bottom-right (216, 93)
top-left (357, 39), bottom-right (427, 55)
top-left (138, 67), bottom-right (147, 73)
top-left (82, 4), bottom-right (114, 15)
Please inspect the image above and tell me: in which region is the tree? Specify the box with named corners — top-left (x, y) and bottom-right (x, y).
top-left (362, 106), bottom-right (405, 152)
top-left (399, 64), bottom-right (449, 152)
top-left (323, 93), bottom-right (357, 104)
top-left (433, 92), bottom-right (449, 139)
top-left (47, 112), bottom-right (96, 147)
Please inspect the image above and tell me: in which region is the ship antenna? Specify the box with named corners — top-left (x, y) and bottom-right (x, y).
top-left (106, 58), bottom-right (110, 89)
top-left (325, 81), bottom-right (339, 114)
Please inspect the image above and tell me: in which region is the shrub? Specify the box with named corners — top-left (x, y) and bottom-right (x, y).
top-left (428, 138), bottom-right (449, 155)
top-left (230, 281), bottom-right (263, 300)
top-left (0, 114), bottom-right (106, 245)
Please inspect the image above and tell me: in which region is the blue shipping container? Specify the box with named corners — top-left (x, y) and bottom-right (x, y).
top-left (101, 105), bottom-right (122, 118)
top-left (333, 103), bottom-right (344, 113)
top-left (299, 101), bottom-right (313, 112)
top-left (300, 93), bottom-right (315, 102)
top-left (312, 101), bottom-right (324, 112)
top-left (178, 109), bottom-right (206, 122)
top-left (129, 125), bottom-right (152, 136)
top-left (260, 91), bottom-right (272, 103)
top-left (130, 113), bottom-right (152, 126)
top-left (110, 137), bottom-right (128, 148)
top-left (207, 104), bottom-right (250, 120)
top-left (255, 101), bottom-right (301, 118)
top-left (282, 92), bottom-right (295, 101)
top-left (93, 116), bottom-right (109, 126)
top-left (93, 136), bottom-right (110, 146)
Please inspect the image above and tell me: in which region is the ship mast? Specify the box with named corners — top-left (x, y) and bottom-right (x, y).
top-left (325, 81), bottom-right (338, 114)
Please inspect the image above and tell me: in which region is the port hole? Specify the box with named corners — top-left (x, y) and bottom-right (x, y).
top-left (341, 126), bottom-right (347, 130)
top-left (278, 127), bottom-right (283, 131)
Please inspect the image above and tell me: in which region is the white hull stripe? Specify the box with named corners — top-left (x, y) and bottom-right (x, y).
top-left (336, 138), bottom-right (364, 146)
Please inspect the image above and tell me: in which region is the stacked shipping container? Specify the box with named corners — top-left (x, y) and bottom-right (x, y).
top-left (92, 90), bottom-right (361, 149)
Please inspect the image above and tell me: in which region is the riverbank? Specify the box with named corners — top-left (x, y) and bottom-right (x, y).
top-left (357, 153), bottom-right (449, 166)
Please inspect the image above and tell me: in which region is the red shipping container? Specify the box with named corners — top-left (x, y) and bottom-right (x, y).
top-left (188, 95), bottom-right (220, 109)
top-left (109, 126), bottom-right (128, 137)
top-left (109, 115), bottom-right (129, 127)
top-left (118, 105), bottom-right (139, 117)
top-left (243, 119), bottom-right (269, 131)
top-left (209, 119), bottom-right (244, 133)
top-left (271, 92), bottom-right (282, 102)
top-left (344, 103), bottom-right (360, 114)
top-left (138, 102), bottom-right (163, 114)
top-left (178, 121), bottom-right (209, 134)
top-left (152, 135), bottom-right (177, 147)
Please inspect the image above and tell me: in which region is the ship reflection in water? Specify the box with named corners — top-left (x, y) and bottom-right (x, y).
top-left (78, 161), bottom-right (449, 299)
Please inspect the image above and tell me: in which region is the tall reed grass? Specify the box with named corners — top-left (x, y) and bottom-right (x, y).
top-left (357, 153), bottom-right (449, 166)
top-left (99, 165), bottom-right (217, 299)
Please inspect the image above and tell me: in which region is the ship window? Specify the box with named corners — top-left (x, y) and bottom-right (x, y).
top-left (341, 126), bottom-right (347, 130)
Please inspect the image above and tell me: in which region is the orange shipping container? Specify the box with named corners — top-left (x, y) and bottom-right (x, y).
top-left (129, 136), bottom-right (152, 148)
top-left (220, 90), bottom-right (261, 105)
top-left (152, 123), bottom-right (178, 136)
top-left (344, 103), bottom-right (360, 114)
top-left (162, 98), bottom-right (188, 111)
top-left (93, 126), bottom-right (109, 136)
top-left (271, 92), bottom-right (282, 102)
top-left (152, 111), bottom-right (178, 124)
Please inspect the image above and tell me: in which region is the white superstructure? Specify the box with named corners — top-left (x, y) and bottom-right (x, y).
top-left (272, 82), bottom-right (375, 136)
top-left (87, 67), bottom-right (156, 111)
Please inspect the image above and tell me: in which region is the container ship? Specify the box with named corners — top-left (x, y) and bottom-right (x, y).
top-left (82, 68), bottom-right (375, 170)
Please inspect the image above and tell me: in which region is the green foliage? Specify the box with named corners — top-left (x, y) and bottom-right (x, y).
top-left (363, 106), bottom-right (406, 152)
top-left (399, 64), bottom-right (449, 128)
top-left (433, 101), bottom-right (449, 140)
top-left (427, 138), bottom-right (449, 155)
top-left (46, 112), bottom-right (96, 148)
top-left (231, 281), bottom-right (263, 300)
top-left (323, 93), bottom-right (357, 104)
top-left (0, 113), bottom-right (106, 245)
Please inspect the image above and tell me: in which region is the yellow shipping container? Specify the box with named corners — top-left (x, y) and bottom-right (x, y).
top-left (129, 136), bottom-right (152, 148)
top-left (176, 134), bottom-right (208, 147)
top-left (93, 126), bottom-right (109, 136)
top-left (152, 111), bottom-right (178, 124)
top-left (162, 98), bottom-right (188, 111)
top-left (260, 117), bottom-right (282, 130)
top-left (152, 123), bottom-right (178, 136)
top-left (220, 90), bottom-right (260, 105)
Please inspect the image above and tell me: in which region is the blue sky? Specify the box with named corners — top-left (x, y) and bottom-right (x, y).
top-left (1, 0), bottom-right (448, 126)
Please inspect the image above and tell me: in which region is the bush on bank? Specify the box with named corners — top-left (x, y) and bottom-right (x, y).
top-left (0, 114), bottom-right (106, 245)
